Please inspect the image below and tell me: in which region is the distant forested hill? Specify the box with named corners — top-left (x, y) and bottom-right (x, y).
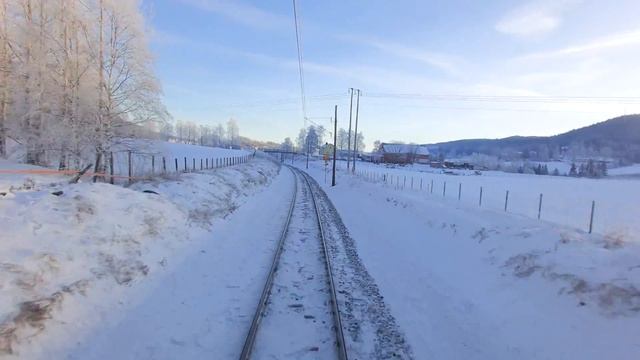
top-left (429, 115), bottom-right (640, 163)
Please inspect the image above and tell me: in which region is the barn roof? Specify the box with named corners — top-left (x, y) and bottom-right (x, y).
top-left (380, 143), bottom-right (430, 155)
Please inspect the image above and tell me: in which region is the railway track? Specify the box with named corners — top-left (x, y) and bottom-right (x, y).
top-left (239, 165), bottom-right (348, 360)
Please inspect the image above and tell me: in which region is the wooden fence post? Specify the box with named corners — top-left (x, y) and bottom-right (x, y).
top-left (92, 153), bottom-right (102, 183)
top-left (163, 157), bottom-right (166, 173)
top-left (206, 158), bottom-right (208, 169)
top-left (200, 158), bottom-right (203, 170)
top-left (538, 193), bottom-right (543, 220)
top-left (504, 190), bottom-right (510, 212)
top-left (443, 181), bottom-right (447, 197)
top-left (430, 179), bottom-right (434, 194)
top-left (175, 158), bottom-right (178, 173)
top-left (192, 158), bottom-right (195, 171)
top-left (420, 178), bottom-right (423, 190)
top-left (151, 155), bottom-right (155, 176)
top-left (109, 152), bottom-right (114, 185)
top-left (479, 186), bottom-right (483, 207)
top-left (128, 151), bottom-right (132, 185)
top-left (458, 183), bottom-right (462, 201)
top-left (184, 157), bottom-right (187, 172)
top-left (589, 201), bottom-right (596, 234)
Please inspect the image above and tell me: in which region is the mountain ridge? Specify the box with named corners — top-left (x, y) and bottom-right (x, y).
top-left (428, 114), bottom-right (640, 163)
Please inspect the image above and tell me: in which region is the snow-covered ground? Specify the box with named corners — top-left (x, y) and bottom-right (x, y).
top-left (0, 155), bottom-right (279, 358)
top-left (609, 163), bottom-right (640, 177)
top-left (0, 160), bottom-right (67, 196)
top-left (4, 149), bottom-right (639, 359)
top-left (298, 158), bottom-right (640, 360)
top-left (327, 159), bottom-right (640, 242)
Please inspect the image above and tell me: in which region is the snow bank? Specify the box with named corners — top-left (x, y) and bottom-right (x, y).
top-left (0, 159), bottom-right (67, 193)
top-left (299, 158), bottom-right (640, 359)
top-left (0, 157), bottom-right (279, 357)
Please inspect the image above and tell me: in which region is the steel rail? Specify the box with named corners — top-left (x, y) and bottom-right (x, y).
top-left (296, 167), bottom-right (349, 360)
top-left (239, 166), bottom-right (348, 360)
top-left (239, 167), bottom-right (298, 360)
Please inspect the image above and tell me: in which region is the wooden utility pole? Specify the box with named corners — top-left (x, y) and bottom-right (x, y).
top-left (0, 0), bottom-right (7, 157)
top-left (332, 105), bottom-right (337, 186)
top-left (352, 89), bottom-right (361, 173)
top-left (347, 88), bottom-right (354, 170)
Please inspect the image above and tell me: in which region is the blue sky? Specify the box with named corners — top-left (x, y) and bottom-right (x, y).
top-left (147, 0), bottom-right (640, 149)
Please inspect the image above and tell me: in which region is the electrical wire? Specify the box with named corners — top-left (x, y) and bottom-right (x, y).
top-left (292, 0), bottom-right (307, 125)
top-left (363, 92), bottom-right (640, 104)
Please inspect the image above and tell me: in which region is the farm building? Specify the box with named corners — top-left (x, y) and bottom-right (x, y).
top-left (379, 143), bottom-right (431, 164)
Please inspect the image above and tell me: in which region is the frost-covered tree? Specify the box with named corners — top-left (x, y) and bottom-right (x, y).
top-left (336, 128), bottom-right (348, 150)
top-left (226, 118), bottom-right (239, 146)
top-left (213, 123), bottom-right (225, 146)
top-left (355, 131), bottom-right (365, 152)
top-left (1, 0), bottom-right (169, 168)
top-left (296, 128), bottom-right (306, 151)
top-left (372, 140), bottom-right (381, 152)
top-left (280, 137), bottom-right (292, 152)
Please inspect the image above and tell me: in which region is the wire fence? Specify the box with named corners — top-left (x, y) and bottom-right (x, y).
top-left (0, 152), bottom-right (255, 186)
top-left (102, 151), bottom-right (254, 184)
top-left (351, 167), bottom-right (638, 240)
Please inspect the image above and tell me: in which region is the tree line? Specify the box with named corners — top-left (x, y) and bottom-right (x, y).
top-left (164, 118), bottom-right (240, 148)
top-left (281, 125), bottom-right (365, 154)
top-left (0, 0), bottom-right (168, 169)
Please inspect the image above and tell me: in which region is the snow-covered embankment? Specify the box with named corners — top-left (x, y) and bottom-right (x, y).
top-left (0, 156), bottom-right (279, 356)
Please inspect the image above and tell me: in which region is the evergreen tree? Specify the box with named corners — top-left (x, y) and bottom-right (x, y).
top-left (569, 163), bottom-right (578, 176)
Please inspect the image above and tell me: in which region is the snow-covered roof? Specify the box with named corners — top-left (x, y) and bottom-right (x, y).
top-left (380, 143), bottom-right (430, 155)
top-left (415, 146), bottom-right (430, 156)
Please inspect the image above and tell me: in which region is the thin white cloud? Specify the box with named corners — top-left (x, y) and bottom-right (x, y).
top-left (338, 35), bottom-right (461, 76)
top-left (150, 29), bottom-right (189, 45)
top-left (178, 0), bottom-right (288, 29)
top-left (496, 0), bottom-right (581, 37)
top-left (518, 29), bottom-right (640, 60)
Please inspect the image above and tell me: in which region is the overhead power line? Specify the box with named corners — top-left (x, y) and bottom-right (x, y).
top-left (221, 93), bottom-right (346, 109)
top-left (363, 92), bottom-right (640, 104)
top-left (292, 0), bottom-right (307, 124)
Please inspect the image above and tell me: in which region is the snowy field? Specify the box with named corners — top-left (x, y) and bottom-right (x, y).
top-left (0, 154), bottom-right (278, 357)
top-left (297, 158), bottom-right (640, 360)
top-left (609, 163), bottom-right (640, 177)
top-left (317, 159), bottom-right (640, 243)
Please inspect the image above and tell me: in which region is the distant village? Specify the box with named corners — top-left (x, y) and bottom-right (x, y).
top-left (335, 143), bottom-right (475, 170)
